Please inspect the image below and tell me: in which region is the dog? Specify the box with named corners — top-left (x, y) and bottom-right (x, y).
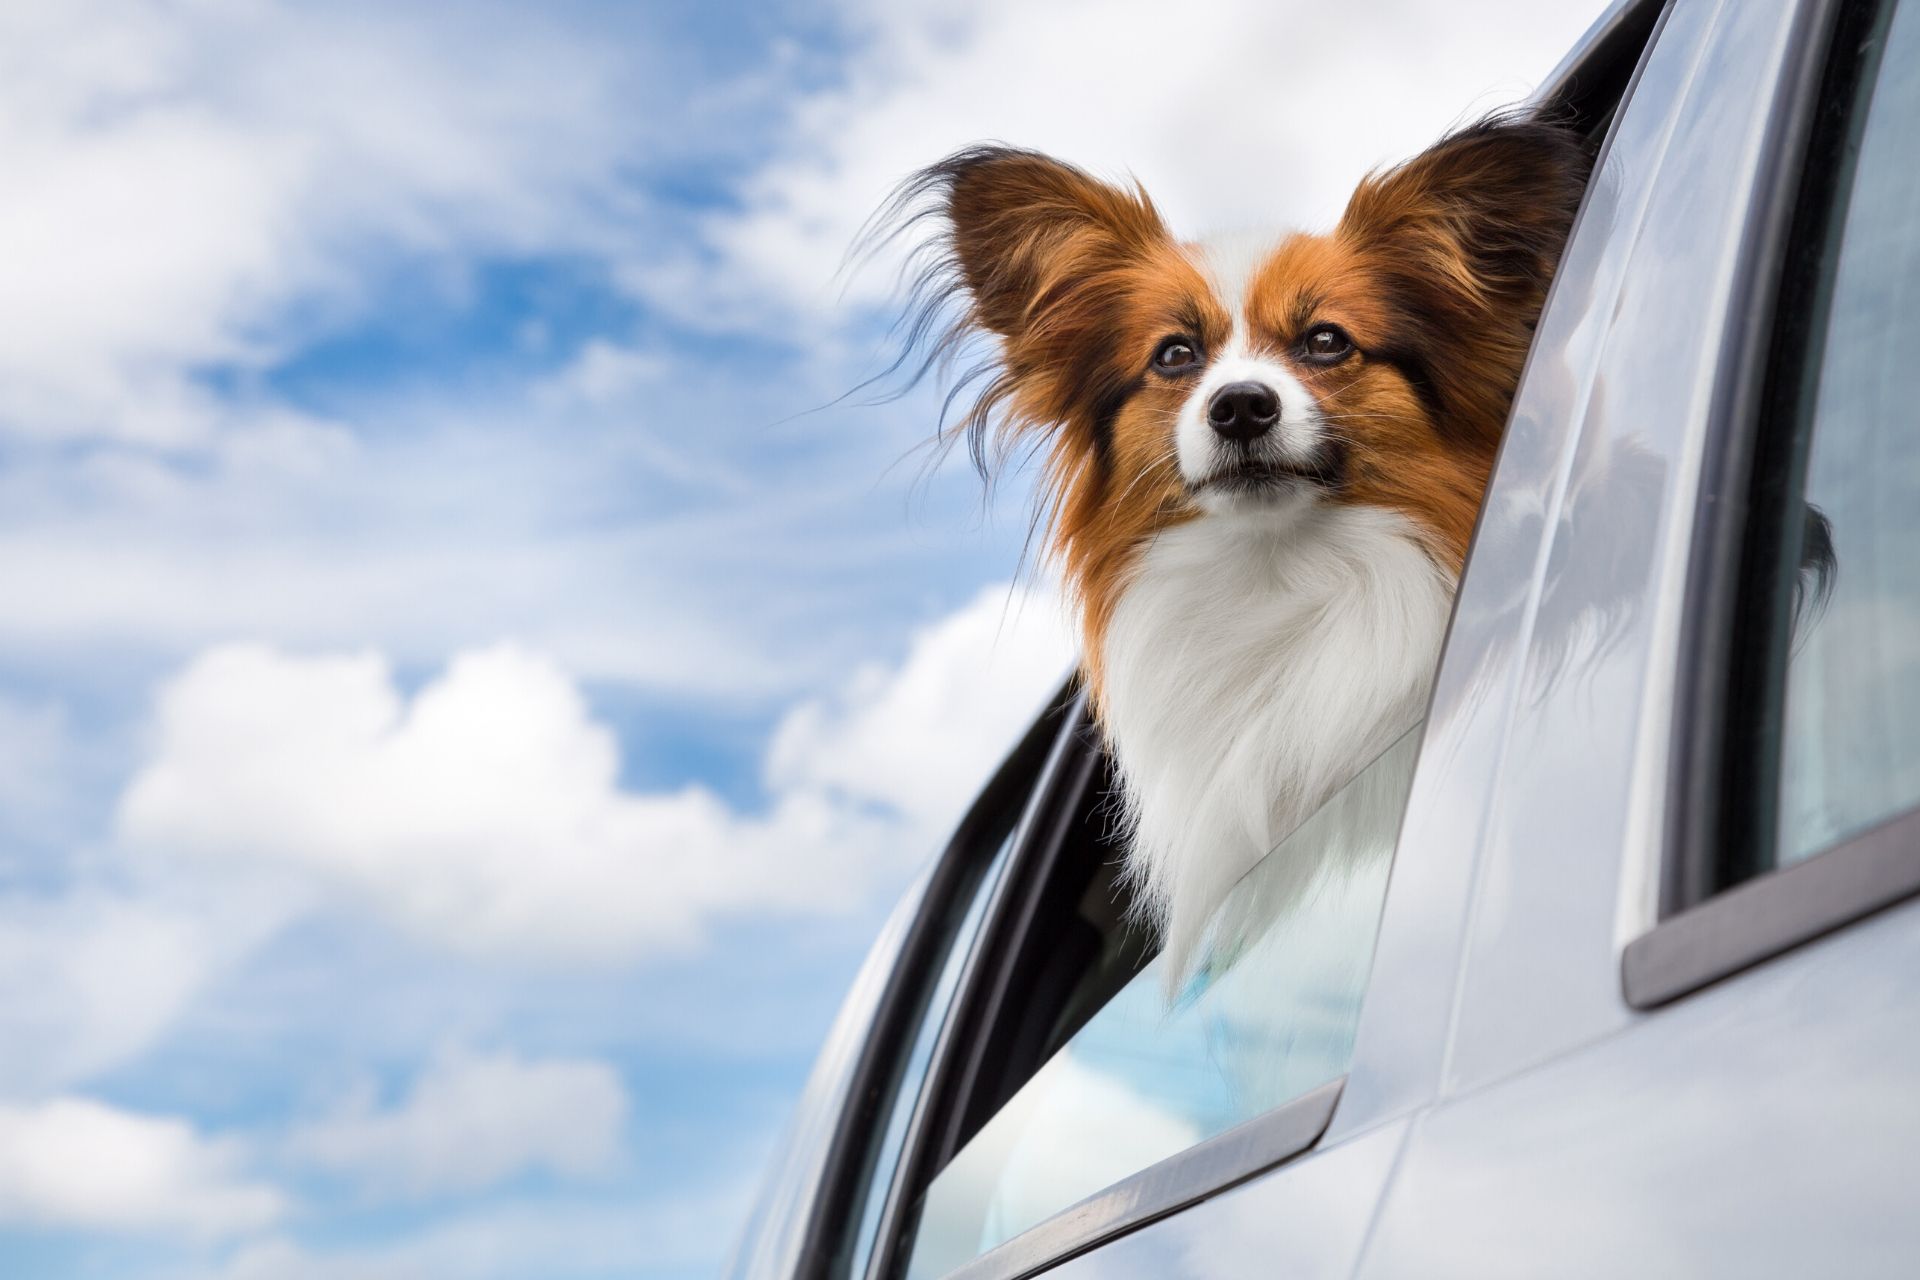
top-left (893, 114), bottom-right (1592, 974)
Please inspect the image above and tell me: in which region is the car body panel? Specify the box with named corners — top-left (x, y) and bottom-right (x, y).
top-left (1441, 0), bottom-right (1811, 1095)
top-left (1326, 0), bottom-right (1730, 1141)
top-left (1359, 896), bottom-right (1920, 1279)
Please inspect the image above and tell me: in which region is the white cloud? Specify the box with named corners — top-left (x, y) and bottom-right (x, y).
top-left (0, 897), bottom-right (220, 1098)
top-left (0, 582), bottom-right (1061, 1105)
top-left (0, 1096), bottom-right (282, 1238)
top-left (0, 0), bottom-right (646, 443)
top-left (118, 641), bottom-right (815, 961)
top-left (0, 879), bottom-right (301, 1099)
top-left (0, 382), bottom-right (1012, 703)
top-left (207, 1179), bottom-right (751, 1280)
top-left (115, 583), bottom-right (1068, 963)
top-left (287, 1049), bottom-right (628, 1199)
top-left (688, 0), bottom-right (1603, 324)
top-left (0, 693), bottom-right (92, 858)
top-left (0, 0), bottom-right (1003, 708)
top-left (770, 585), bottom-right (1070, 829)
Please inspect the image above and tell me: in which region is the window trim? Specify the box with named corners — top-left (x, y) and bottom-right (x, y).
top-left (860, 691), bottom-right (1106, 1278)
top-left (1631, 0), bottom-right (1899, 1009)
top-left (1626, 803), bottom-right (1920, 1006)
top-left (1533, 0), bottom-right (1672, 129)
top-left (939, 1081), bottom-right (1344, 1280)
top-left (796, 677), bottom-right (1081, 1278)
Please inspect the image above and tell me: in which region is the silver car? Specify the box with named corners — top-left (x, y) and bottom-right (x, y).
top-left (730, 0), bottom-right (1920, 1274)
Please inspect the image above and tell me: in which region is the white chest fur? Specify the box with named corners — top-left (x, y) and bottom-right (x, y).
top-left (1098, 499), bottom-right (1455, 971)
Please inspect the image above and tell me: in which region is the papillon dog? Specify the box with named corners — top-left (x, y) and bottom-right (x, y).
top-left (893, 114), bottom-right (1592, 971)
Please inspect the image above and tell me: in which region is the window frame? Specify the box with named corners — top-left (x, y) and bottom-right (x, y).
top-left (857, 690), bottom-right (1105, 1280)
top-left (792, 678), bottom-right (1082, 1279)
top-left (850, 8), bottom-right (1667, 1278)
top-left (1627, 0), bottom-right (1920, 1009)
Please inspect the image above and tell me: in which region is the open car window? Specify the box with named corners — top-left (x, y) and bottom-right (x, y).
top-left (898, 727), bottom-right (1417, 1277)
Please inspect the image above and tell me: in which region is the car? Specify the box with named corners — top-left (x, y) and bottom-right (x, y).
top-left (727, 0), bottom-right (1920, 1274)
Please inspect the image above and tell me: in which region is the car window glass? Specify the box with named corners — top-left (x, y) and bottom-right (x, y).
top-left (1768, 0), bottom-right (1920, 873)
top-left (899, 725), bottom-right (1418, 1278)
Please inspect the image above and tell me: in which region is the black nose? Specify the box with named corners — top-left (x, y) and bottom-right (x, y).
top-left (1207, 381), bottom-right (1280, 441)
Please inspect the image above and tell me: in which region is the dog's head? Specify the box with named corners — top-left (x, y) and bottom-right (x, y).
top-left (896, 115), bottom-right (1591, 682)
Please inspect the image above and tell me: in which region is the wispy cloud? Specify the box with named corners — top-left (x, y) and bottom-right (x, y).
top-left (0, 889), bottom-right (284, 1098)
top-left (677, 0), bottom-right (1601, 330)
top-left (0, 0), bottom-right (656, 445)
top-left (205, 1178), bottom-right (753, 1280)
top-left (287, 1048), bottom-right (629, 1200)
top-left (0, 1097), bottom-right (282, 1238)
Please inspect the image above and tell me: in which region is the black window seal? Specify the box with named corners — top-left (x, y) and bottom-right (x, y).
top-left (860, 690), bottom-right (1106, 1279)
top-left (794, 675), bottom-right (1082, 1279)
top-left (1534, 0), bottom-right (1672, 132)
top-left (1631, 0), bottom-right (1894, 1010)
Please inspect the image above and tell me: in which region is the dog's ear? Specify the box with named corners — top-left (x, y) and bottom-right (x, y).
top-left (1340, 114), bottom-right (1592, 317)
top-left (926, 146), bottom-right (1169, 342)
top-left (1338, 115), bottom-right (1593, 438)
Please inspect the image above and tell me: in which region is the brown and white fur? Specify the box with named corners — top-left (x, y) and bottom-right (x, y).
top-left (895, 115), bottom-right (1591, 970)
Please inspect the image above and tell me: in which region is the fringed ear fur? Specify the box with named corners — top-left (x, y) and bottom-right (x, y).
top-left (1337, 113), bottom-right (1594, 447)
top-left (928, 147), bottom-right (1168, 340)
top-left (877, 146), bottom-right (1174, 478)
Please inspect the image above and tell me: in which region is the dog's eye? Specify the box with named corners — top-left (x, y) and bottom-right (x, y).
top-left (1152, 338), bottom-right (1199, 372)
top-left (1302, 325), bottom-right (1355, 364)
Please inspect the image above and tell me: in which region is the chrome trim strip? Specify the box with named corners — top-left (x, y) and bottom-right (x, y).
top-left (941, 1079), bottom-right (1345, 1280)
top-left (1625, 805), bottom-right (1920, 1007)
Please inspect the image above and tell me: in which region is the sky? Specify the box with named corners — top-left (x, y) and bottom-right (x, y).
top-left (0, 1), bottom-right (1603, 1276)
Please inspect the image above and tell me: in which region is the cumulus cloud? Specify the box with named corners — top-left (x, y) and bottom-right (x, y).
top-left (287, 1049), bottom-right (628, 1199)
top-left (0, 1097), bottom-right (282, 1237)
top-left (769, 586), bottom-right (1071, 830)
top-left (116, 583), bottom-right (1068, 963)
top-left (117, 641), bottom-right (859, 960)
top-left (685, 0), bottom-right (1601, 325)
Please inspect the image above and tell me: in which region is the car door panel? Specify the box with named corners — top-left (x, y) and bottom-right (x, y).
top-left (1441, 0), bottom-right (1834, 1102)
top-left (1359, 896), bottom-right (1920, 1279)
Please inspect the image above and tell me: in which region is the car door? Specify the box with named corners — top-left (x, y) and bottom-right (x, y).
top-left (1359, 0), bottom-right (1920, 1273)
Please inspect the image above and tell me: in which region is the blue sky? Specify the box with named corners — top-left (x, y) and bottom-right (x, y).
top-left (0, 1), bottom-right (1598, 1276)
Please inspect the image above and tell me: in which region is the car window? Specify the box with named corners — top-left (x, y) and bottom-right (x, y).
top-left (1769, 0), bottom-right (1920, 873)
top-left (1728, 0), bottom-right (1919, 891)
top-left (1623, 0), bottom-right (1920, 1009)
top-left (897, 726), bottom-right (1417, 1278)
